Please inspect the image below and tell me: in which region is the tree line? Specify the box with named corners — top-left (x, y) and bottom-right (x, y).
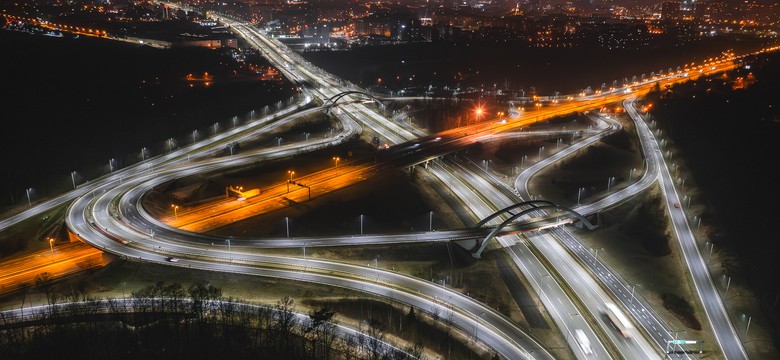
top-left (0, 280), bottom-right (424, 360)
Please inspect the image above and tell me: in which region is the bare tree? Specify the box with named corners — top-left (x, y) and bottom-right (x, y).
top-left (340, 333), bottom-right (359, 360)
top-left (366, 319), bottom-right (386, 360)
top-left (164, 282), bottom-right (185, 313)
top-left (309, 305), bottom-right (338, 359)
top-left (274, 295), bottom-right (298, 356)
top-left (34, 272), bottom-right (53, 306)
top-left (188, 280), bottom-right (221, 320)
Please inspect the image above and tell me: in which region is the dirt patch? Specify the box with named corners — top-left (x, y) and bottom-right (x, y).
top-left (662, 293), bottom-right (703, 331)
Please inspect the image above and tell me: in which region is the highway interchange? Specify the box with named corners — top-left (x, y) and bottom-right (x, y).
top-left (3, 6), bottom-right (778, 360)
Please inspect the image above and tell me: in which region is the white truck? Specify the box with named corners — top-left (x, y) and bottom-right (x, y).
top-left (575, 329), bottom-right (593, 355)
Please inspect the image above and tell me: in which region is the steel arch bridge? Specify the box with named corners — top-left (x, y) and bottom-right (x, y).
top-left (471, 201), bottom-right (597, 258)
top-left (323, 91), bottom-right (390, 113)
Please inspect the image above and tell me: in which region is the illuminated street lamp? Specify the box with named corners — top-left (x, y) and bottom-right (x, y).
top-left (630, 283), bottom-right (641, 305)
top-left (332, 156), bottom-right (340, 167)
top-left (592, 247), bottom-right (603, 260)
top-left (171, 204), bottom-right (179, 219)
top-left (474, 106), bottom-right (484, 123)
top-left (482, 159), bottom-right (491, 172)
top-left (49, 238), bottom-right (54, 255)
top-left (287, 171), bottom-right (295, 192)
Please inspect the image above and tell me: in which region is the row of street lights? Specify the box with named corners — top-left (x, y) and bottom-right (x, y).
top-left (16, 99), bottom-right (297, 210)
top-left (275, 210), bottom-right (435, 239)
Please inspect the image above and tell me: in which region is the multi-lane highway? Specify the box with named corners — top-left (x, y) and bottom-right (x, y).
top-left (423, 112), bottom-right (662, 359)
top-left (511, 102), bottom-right (693, 357)
top-left (64, 14), bottom-right (761, 360)
top-left (624, 100), bottom-right (749, 360)
top-left (3, 6), bottom-right (776, 359)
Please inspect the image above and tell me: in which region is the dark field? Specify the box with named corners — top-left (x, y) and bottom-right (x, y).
top-left (1, 30), bottom-right (295, 211)
top-left (302, 35), bottom-right (770, 95)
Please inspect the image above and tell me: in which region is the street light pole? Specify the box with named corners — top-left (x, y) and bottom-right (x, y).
top-left (25, 188), bottom-right (32, 207)
top-left (360, 214), bottom-right (364, 235)
top-left (429, 211), bottom-right (433, 231)
top-left (630, 284), bottom-right (641, 305)
top-left (71, 171), bottom-right (77, 190)
top-left (286, 217), bottom-right (290, 238)
top-left (475, 311), bottom-right (485, 340)
top-left (726, 276), bottom-right (731, 295)
top-left (49, 238), bottom-right (54, 255)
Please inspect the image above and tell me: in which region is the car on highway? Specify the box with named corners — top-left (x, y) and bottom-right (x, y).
top-left (575, 329), bottom-right (593, 355)
top-left (166, 257), bottom-right (179, 262)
